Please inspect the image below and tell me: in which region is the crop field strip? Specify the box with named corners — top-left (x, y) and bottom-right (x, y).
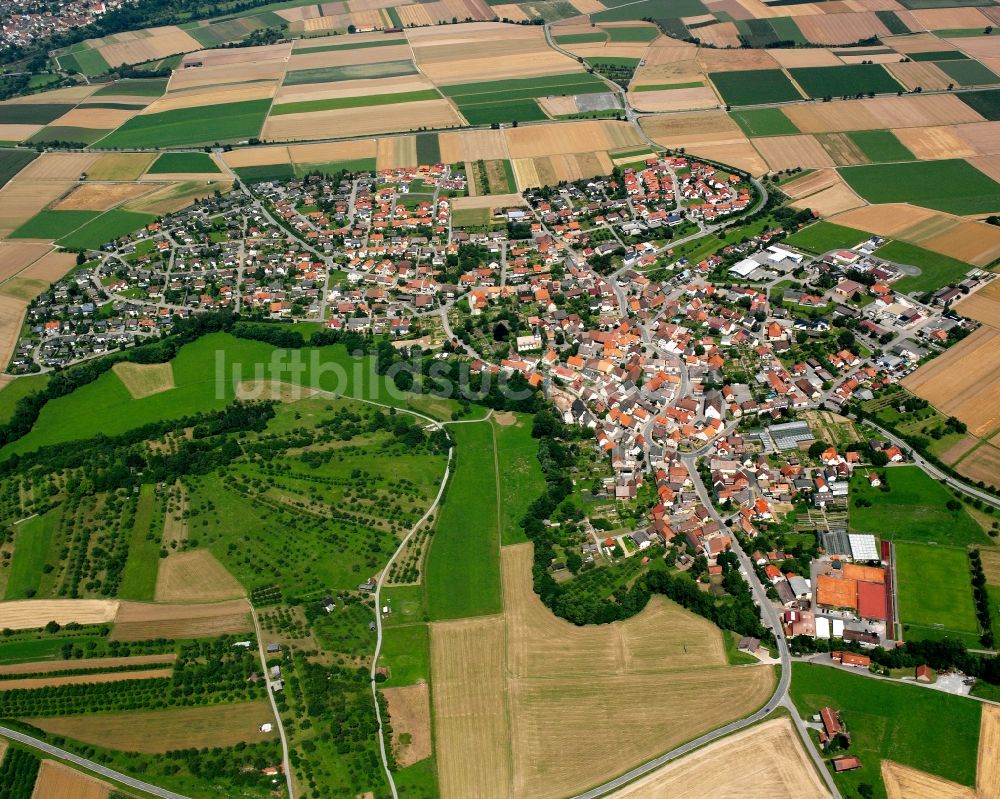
top-left (271, 89), bottom-right (442, 115)
top-left (440, 73), bottom-right (610, 126)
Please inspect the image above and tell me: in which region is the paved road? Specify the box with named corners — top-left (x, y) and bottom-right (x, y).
top-left (0, 724), bottom-right (191, 799)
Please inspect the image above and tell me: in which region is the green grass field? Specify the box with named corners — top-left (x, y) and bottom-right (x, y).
top-left (443, 72), bottom-right (608, 125)
top-left (936, 58), bottom-right (1000, 86)
top-left (415, 132), bottom-right (440, 165)
top-left (94, 78), bottom-right (168, 97)
top-left (147, 152), bottom-right (221, 173)
top-left (849, 466), bottom-right (988, 545)
top-left (790, 662), bottom-right (981, 798)
top-left (730, 107), bottom-right (799, 136)
top-left (846, 129), bottom-right (914, 162)
top-left (0, 148), bottom-right (37, 188)
top-left (879, 240), bottom-right (973, 294)
top-left (378, 623), bottom-right (429, 687)
top-left (554, 32), bottom-right (607, 44)
top-left (270, 89), bottom-right (440, 116)
top-left (96, 99), bottom-right (271, 148)
top-left (896, 542), bottom-right (980, 646)
top-left (58, 47), bottom-right (111, 76)
top-left (709, 69), bottom-right (802, 106)
top-left (460, 99), bottom-right (547, 126)
top-left (910, 50), bottom-right (969, 61)
top-left (5, 507), bottom-right (60, 600)
top-left (294, 158), bottom-right (377, 177)
top-left (30, 126), bottom-right (113, 145)
top-left (0, 374), bottom-right (49, 423)
top-left (789, 64), bottom-right (902, 98)
top-left (839, 159), bottom-right (1000, 215)
top-left (0, 104), bottom-right (71, 125)
top-left (9, 210), bottom-right (99, 241)
top-left (604, 25), bottom-right (659, 41)
top-left (117, 484), bottom-right (160, 601)
top-left (57, 209), bottom-right (156, 250)
top-left (782, 220), bottom-right (869, 253)
top-left (957, 88), bottom-right (1000, 119)
top-left (634, 81), bottom-right (703, 92)
top-left (424, 421), bottom-right (501, 621)
top-left (494, 415), bottom-right (544, 546)
top-left (234, 163), bottom-right (296, 183)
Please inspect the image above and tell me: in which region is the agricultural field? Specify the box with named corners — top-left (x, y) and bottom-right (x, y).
top-left (877, 240), bottom-right (973, 294)
top-left (839, 159), bottom-right (1000, 215)
top-left (441, 73), bottom-right (608, 126)
top-left (0, 149), bottom-right (36, 188)
top-left (895, 542), bottom-right (981, 647)
top-left (783, 220), bottom-right (870, 254)
top-left (147, 152), bottom-right (221, 174)
top-left (847, 130), bottom-right (915, 162)
top-left (708, 69), bottom-right (802, 106)
top-left (96, 99), bottom-right (272, 149)
top-left (849, 465), bottom-right (989, 546)
top-left (789, 65), bottom-right (903, 98)
top-left (790, 662), bottom-right (982, 798)
top-left (731, 108), bottom-right (799, 136)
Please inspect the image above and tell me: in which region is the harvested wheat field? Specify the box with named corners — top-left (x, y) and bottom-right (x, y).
top-left (791, 182), bottom-right (866, 216)
top-left (505, 120), bottom-right (640, 159)
top-left (439, 129), bottom-right (508, 162)
top-left (894, 126), bottom-right (977, 160)
top-left (383, 683), bottom-right (431, 768)
top-left (0, 294), bottom-right (27, 369)
top-left (939, 435), bottom-right (980, 465)
top-left (1, 180), bottom-right (77, 231)
top-left (768, 47), bottom-right (843, 68)
top-left (0, 654), bottom-right (175, 676)
top-left (981, 548), bottom-right (1000, 585)
top-left (956, 280), bottom-right (1000, 327)
top-left (0, 123), bottom-right (42, 141)
top-left (628, 86), bottom-right (718, 113)
top-left (603, 717), bottom-right (830, 799)
top-left (0, 278), bottom-right (51, 302)
top-left (112, 361), bottom-right (174, 399)
top-left (830, 202), bottom-right (938, 237)
top-left (796, 12), bottom-right (891, 44)
top-left (780, 168), bottom-right (841, 199)
top-left (0, 668), bottom-right (172, 692)
top-left (97, 27), bottom-right (202, 68)
top-left (31, 760), bottom-right (112, 799)
top-left (275, 76), bottom-right (433, 105)
top-left (886, 61), bottom-right (952, 92)
top-left (641, 110), bottom-right (743, 148)
top-left (882, 761), bottom-right (975, 799)
top-left (0, 241), bottom-right (52, 282)
top-left (52, 182), bottom-right (153, 211)
top-left (223, 145), bottom-right (291, 169)
top-left (902, 326), bottom-right (1000, 437)
top-left (784, 94), bottom-right (983, 134)
top-left (168, 61), bottom-right (287, 93)
top-left (15, 152), bottom-right (98, 181)
top-left (288, 140), bottom-right (377, 166)
top-left (919, 219), bottom-right (1000, 267)
top-left (142, 82), bottom-right (275, 114)
top-left (155, 549), bottom-right (245, 602)
top-left (48, 107), bottom-right (136, 130)
top-left (694, 22), bottom-right (744, 49)
top-left (886, 33), bottom-right (956, 54)
top-left (28, 700), bottom-right (276, 754)
top-left (262, 100), bottom-right (462, 142)
top-left (969, 154), bottom-right (1000, 184)
top-left (18, 250), bottom-right (77, 283)
top-left (754, 134), bottom-right (836, 171)
top-left (0, 599), bottom-right (119, 631)
top-left (377, 136), bottom-right (418, 169)
top-left (913, 6), bottom-right (991, 30)
top-left (698, 47), bottom-right (779, 72)
top-left (957, 444), bottom-right (1000, 491)
top-left (960, 122), bottom-right (1000, 160)
top-left (85, 153), bottom-right (156, 181)
top-left (452, 193), bottom-right (524, 210)
top-left (818, 132), bottom-right (870, 166)
top-left (287, 43), bottom-right (411, 70)
top-left (947, 35), bottom-right (1000, 61)
top-left (4, 85), bottom-right (97, 105)
top-left (111, 599), bottom-right (251, 640)
top-left (124, 180), bottom-right (231, 215)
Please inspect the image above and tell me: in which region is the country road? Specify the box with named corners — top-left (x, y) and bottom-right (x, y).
top-left (249, 602), bottom-right (294, 799)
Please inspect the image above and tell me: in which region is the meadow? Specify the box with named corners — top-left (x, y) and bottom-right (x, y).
top-left (56, 209), bottom-right (156, 250)
top-left (0, 149), bottom-right (37, 188)
top-left (9, 210), bottom-right (99, 241)
top-left (849, 466), bottom-right (989, 545)
top-left (846, 129), bottom-right (914, 162)
top-left (839, 159), bottom-right (1000, 215)
top-left (379, 622), bottom-right (429, 687)
top-left (493, 415), bottom-right (544, 546)
top-left (789, 64), bottom-right (902, 98)
top-left (4, 508), bottom-right (60, 600)
top-left (147, 152), bottom-right (221, 173)
top-left (730, 108), bottom-right (799, 136)
top-left (424, 421), bottom-right (501, 620)
top-left (116, 483), bottom-right (161, 601)
top-left (782, 220), bottom-right (869, 253)
top-left (879, 240), bottom-right (973, 294)
top-left (96, 99), bottom-right (271, 149)
top-left (790, 662), bottom-right (982, 797)
top-left (708, 69), bottom-right (802, 106)
top-left (895, 541), bottom-right (981, 647)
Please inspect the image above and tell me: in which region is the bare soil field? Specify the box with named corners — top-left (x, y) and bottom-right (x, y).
top-left (894, 125), bottom-right (977, 160)
top-left (155, 549), bottom-right (246, 602)
top-left (97, 27), bottom-right (202, 68)
top-left (439, 129), bottom-right (509, 163)
top-left (275, 76), bottom-right (433, 105)
top-left (85, 153), bottom-right (156, 181)
top-left (262, 99), bottom-right (461, 142)
top-left (697, 47), bottom-right (779, 72)
top-left (790, 182), bottom-right (866, 215)
top-left (946, 36), bottom-right (1000, 60)
top-left (913, 6), bottom-right (991, 29)
top-left (754, 134), bottom-right (836, 170)
top-left (28, 700), bottom-right (276, 753)
top-left (31, 760), bottom-right (112, 799)
top-left (181, 42), bottom-right (291, 68)
top-left (956, 443), bottom-right (1000, 490)
top-left (882, 761), bottom-right (975, 799)
top-left (0, 123), bottom-right (42, 141)
top-left (0, 654), bottom-right (175, 676)
top-left (920, 219), bottom-right (1000, 267)
top-left (902, 326), bottom-right (1000, 437)
top-left (969, 154), bottom-right (1000, 183)
top-left (124, 180), bottom-right (231, 214)
top-left (383, 683), bottom-right (431, 768)
top-left (16, 152), bottom-right (98, 181)
top-left (628, 86), bottom-right (718, 113)
top-left (886, 62), bottom-right (952, 92)
top-left (223, 145), bottom-right (291, 168)
top-left (603, 717), bottom-right (830, 799)
top-left (48, 107), bottom-right (136, 130)
top-left (0, 668), bottom-right (171, 691)
top-left (52, 182), bottom-right (153, 211)
top-left (784, 94), bottom-right (983, 133)
top-left (451, 193), bottom-right (524, 210)
top-left (377, 136), bottom-right (418, 169)
top-left (830, 202), bottom-right (938, 236)
top-left (768, 47), bottom-right (843, 68)
top-left (885, 33), bottom-right (957, 54)
top-left (505, 120), bottom-right (640, 159)
top-left (694, 22), bottom-right (743, 49)
top-left (938, 434), bottom-right (980, 465)
top-left (779, 168), bottom-right (841, 199)
top-left (18, 250), bottom-right (77, 282)
top-left (112, 361), bottom-right (174, 399)
top-left (111, 599), bottom-right (251, 640)
top-left (0, 177), bottom-right (73, 235)
top-left (288, 139), bottom-right (377, 166)
top-left (0, 241), bottom-right (52, 282)
top-left (0, 599), bottom-right (119, 630)
top-left (796, 12), bottom-right (891, 44)
top-left (287, 44), bottom-right (411, 71)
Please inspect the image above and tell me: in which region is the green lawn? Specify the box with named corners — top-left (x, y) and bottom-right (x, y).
top-left (708, 69), bottom-right (802, 106)
top-left (117, 484), bottom-right (160, 601)
top-left (5, 507), bottom-right (60, 600)
top-left (424, 421), bottom-right (502, 620)
top-left (846, 130), bottom-right (914, 162)
top-left (849, 466), bottom-right (989, 546)
top-left (896, 542), bottom-right (980, 646)
top-left (730, 107), bottom-right (799, 136)
top-left (879, 240), bottom-right (972, 294)
top-left (790, 662), bottom-right (982, 798)
top-left (9, 210), bottom-right (99, 241)
top-left (95, 99), bottom-right (271, 148)
top-left (494, 415), bottom-right (544, 546)
top-left (782, 221), bottom-right (869, 254)
top-left (789, 64), bottom-right (903, 98)
top-left (378, 623), bottom-right (429, 686)
top-left (147, 152), bottom-right (221, 173)
top-left (270, 89), bottom-right (441, 116)
top-left (57, 209), bottom-right (156, 250)
top-left (839, 159), bottom-right (1000, 215)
